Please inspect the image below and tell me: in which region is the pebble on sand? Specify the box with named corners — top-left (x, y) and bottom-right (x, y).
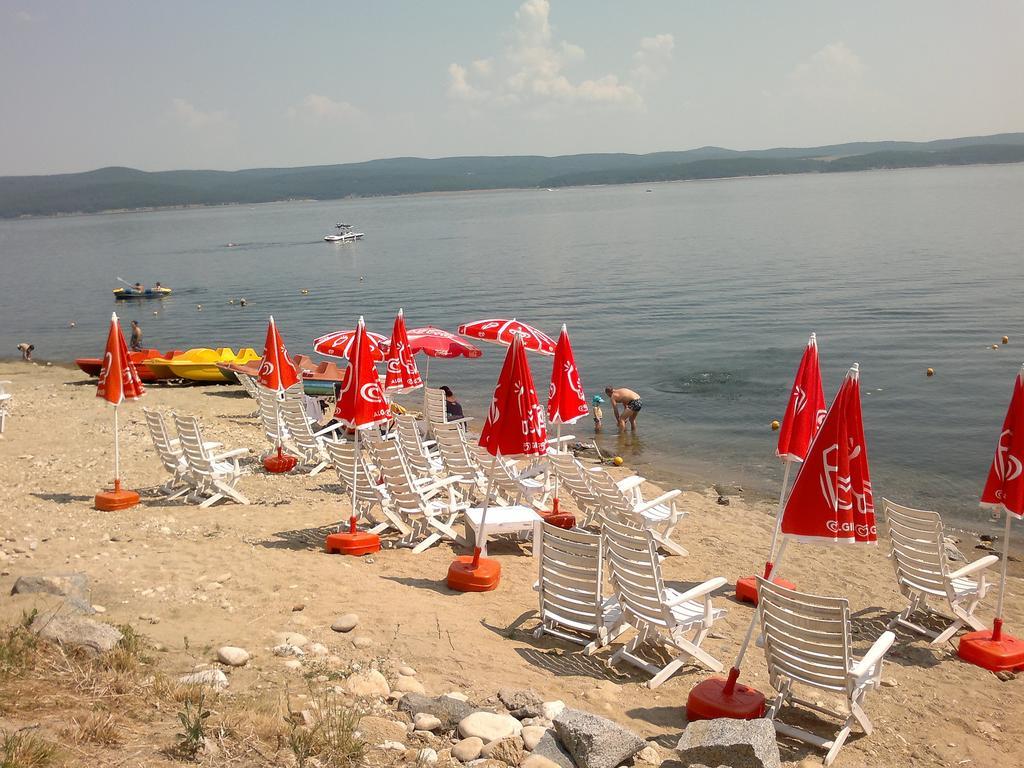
top-left (179, 669), bottom-right (229, 689)
top-left (352, 636), bottom-right (373, 649)
top-left (217, 646), bottom-right (250, 667)
top-left (452, 737), bottom-right (484, 762)
top-left (332, 613), bottom-right (359, 632)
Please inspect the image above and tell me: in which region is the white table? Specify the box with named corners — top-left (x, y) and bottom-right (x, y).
top-left (463, 505), bottom-right (542, 556)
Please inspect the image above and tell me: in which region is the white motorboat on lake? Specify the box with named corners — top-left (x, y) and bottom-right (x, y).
top-left (324, 223), bottom-right (364, 242)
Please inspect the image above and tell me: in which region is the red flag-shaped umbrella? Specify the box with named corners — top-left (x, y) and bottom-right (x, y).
top-left (313, 328), bottom-right (389, 362)
top-left (384, 309), bottom-right (424, 394)
top-left (958, 363), bottom-right (1024, 670)
top-left (95, 312), bottom-right (146, 510)
top-left (547, 324), bottom-right (589, 426)
top-left (326, 317), bottom-right (390, 556)
top-left (258, 316), bottom-right (302, 472)
top-left (737, 333), bottom-right (827, 603)
top-left (690, 363), bottom-right (874, 721)
top-left (448, 332), bottom-right (548, 591)
top-left (458, 318), bottom-right (556, 355)
top-left (258, 315), bottom-right (300, 392)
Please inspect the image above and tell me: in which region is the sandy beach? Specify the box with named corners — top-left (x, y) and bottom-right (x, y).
top-left (1, 360), bottom-right (1022, 767)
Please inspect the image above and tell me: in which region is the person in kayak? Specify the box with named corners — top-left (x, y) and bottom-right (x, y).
top-left (130, 320), bottom-right (143, 351)
top-left (133, 282), bottom-right (145, 294)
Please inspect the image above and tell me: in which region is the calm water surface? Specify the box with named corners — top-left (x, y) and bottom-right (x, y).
top-left (1, 164), bottom-right (1022, 533)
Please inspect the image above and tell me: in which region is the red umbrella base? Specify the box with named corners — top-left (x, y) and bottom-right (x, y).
top-left (447, 556), bottom-right (501, 592)
top-left (686, 674), bottom-right (767, 721)
top-left (958, 628), bottom-right (1024, 672)
top-left (324, 531), bottom-right (381, 556)
top-left (95, 488), bottom-right (141, 511)
top-left (263, 453), bottom-right (298, 473)
top-left (735, 575), bottom-right (797, 605)
top-left (539, 511), bottom-right (576, 530)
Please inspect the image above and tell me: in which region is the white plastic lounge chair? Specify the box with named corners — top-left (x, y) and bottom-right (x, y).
top-left (0, 380), bottom-right (11, 435)
top-left (235, 372), bottom-right (261, 416)
top-left (883, 498), bottom-right (999, 644)
top-left (432, 422), bottom-right (495, 501)
top-left (323, 438), bottom-right (393, 535)
top-left (278, 396), bottom-right (342, 475)
top-left (534, 523), bottom-right (627, 654)
top-left (254, 384), bottom-right (290, 454)
top-left (395, 414), bottom-right (443, 478)
top-left (368, 438), bottom-right (467, 552)
top-left (547, 452), bottom-right (641, 526)
top-left (589, 467), bottom-right (688, 556)
top-left (423, 387), bottom-right (473, 437)
top-left (602, 518), bottom-right (725, 687)
top-left (172, 414), bottom-right (250, 508)
top-left (477, 451), bottom-right (551, 509)
top-left (143, 408), bottom-right (195, 499)
top-left (757, 577), bottom-right (895, 766)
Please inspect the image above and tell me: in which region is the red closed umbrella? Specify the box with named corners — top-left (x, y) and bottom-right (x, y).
top-left (258, 316), bottom-right (302, 472)
top-left (95, 312), bottom-right (146, 510)
top-left (959, 363), bottom-right (1024, 670)
top-left (458, 318), bottom-right (556, 355)
top-left (448, 332), bottom-right (548, 591)
top-left (313, 328), bottom-right (389, 362)
top-left (547, 324), bottom-right (589, 426)
top-left (384, 309), bottom-right (424, 394)
top-left (326, 317), bottom-right (391, 556)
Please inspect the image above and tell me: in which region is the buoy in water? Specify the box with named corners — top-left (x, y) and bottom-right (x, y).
top-left (68, 321), bottom-right (76, 328)
top-left (1003, 336), bottom-right (1010, 345)
top-left (240, 298), bottom-right (247, 306)
top-left (152, 310), bottom-right (158, 315)
top-left (228, 299), bottom-right (235, 305)
top-left (991, 344), bottom-right (999, 350)
top-left (613, 456), bottom-right (624, 466)
top-left (301, 289), bottom-right (309, 295)
top-left (927, 368), bottom-right (934, 377)
top-left (770, 419), bottom-right (780, 431)
top-left (196, 304), bottom-right (203, 311)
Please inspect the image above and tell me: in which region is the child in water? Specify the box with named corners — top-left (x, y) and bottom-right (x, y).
top-left (592, 394), bottom-right (605, 430)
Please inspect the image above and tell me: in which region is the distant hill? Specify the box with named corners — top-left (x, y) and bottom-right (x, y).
top-left (1, 133), bottom-right (1022, 218)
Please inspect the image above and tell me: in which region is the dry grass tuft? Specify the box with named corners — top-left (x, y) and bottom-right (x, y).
top-left (0, 612), bottom-right (41, 681)
top-left (283, 684), bottom-right (366, 768)
top-left (0, 729), bottom-right (59, 768)
top-left (64, 711), bottom-right (123, 746)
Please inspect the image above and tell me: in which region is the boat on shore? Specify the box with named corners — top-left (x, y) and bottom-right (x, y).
top-left (113, 286), bottom-right (172, 300)
top-left (324, 223), bottom-right (364, 242)
top-left (220, 354), bottom-right (347, 396)
top-left (75, 348), bottom-right (182, 381)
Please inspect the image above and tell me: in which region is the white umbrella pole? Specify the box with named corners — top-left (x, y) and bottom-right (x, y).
top-left (349, 429), bottom-right (360, 533)
top-left (424, 357), bottom-right (430, 386)
top-left (764, 458), bottom-right (793, 575)
top-left (993, 512), bottom-right (1013, 638)
top-left (553, 423), bottom-right (562, 507)
top-left (113, 405), bottom-right (120, 490)
top-left (472, 455), bottom-right (498, 567)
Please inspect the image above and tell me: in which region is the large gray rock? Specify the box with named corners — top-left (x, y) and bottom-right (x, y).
top-left (30, 611), bottom-right (121, 656)
top-left (531, 731), bottom-right (575, 768)
top-left (12, 572), bottom-right (94, 613)
top-left (675, 718), bottom-right (781, 768)
top-left (498, 687), bottom-right (545, 719)
top-left (554, 708), bottom-right (645, 768)
top-left (398, 693), bottom-right (476, 729)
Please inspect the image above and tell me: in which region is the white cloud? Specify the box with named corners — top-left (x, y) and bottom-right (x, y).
top-left (170, 98), bottom-right (230, 130)
top-left (447, 0), bottom-right (671, 112)
top-left (287, 94), bottom-right (362, 122)
top-left (790, 41), bottom-right (865, 92)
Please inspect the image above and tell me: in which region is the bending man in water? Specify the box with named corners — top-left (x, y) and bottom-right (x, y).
top-left (605, 386), bottom-right (642, 431)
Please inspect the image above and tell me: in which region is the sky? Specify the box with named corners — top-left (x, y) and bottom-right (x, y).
top-left (1, 0), bottom-right (1022, 176)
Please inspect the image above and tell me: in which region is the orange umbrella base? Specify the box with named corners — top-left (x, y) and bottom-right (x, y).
top-left (447, 556), bottom-right (501, 592)
top-left (958, 629), bottom-right (1024, 672)
top-left (539, 511), bottom-right (576, 530)
top-left (686, 675), bottom-right (766, 721)
top-left (735, 575), bottom-right (797, 605)
top-left (95, 488), bottom-right (141, 511)
top-left (263, 453), bottom-right (298, 473)
top-left (324, 531), bottom-right (381, 556)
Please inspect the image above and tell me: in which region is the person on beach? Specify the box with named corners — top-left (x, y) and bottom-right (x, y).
top-left (440, 385), bottom-right (464, 421)
top-left (605, 386), bottom-right (642, 431)
top-left (129, 320), bottom-right (143, 351)
top-left (16, 343), bottom-right (34, 361)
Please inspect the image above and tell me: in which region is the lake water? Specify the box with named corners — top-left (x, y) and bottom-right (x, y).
top-left (1, 163), bottom-right (1022, 533)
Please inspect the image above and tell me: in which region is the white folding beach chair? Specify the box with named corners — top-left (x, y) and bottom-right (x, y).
top-left (368, 438), bottom-right (467, 552)
top-left (278, 396), bottom-right (342, 475)
top-left (757, 577), bottom-right (895, 766)
top-left (432, 422), bottom-right (494, 501)
top-left (547, 452), bottom-right (640, 526)
top-left (235, 372), bottom-right (261, 416)
top-left (323, 438), bottom-right (393, 535)
top-left (0, 380), bottom-right (11, 435)
top-left (883, 498), bottom-right (999, 644)
top-left (534, 523), bottom-right (627, 654)
top-left (172, 414), bottom-right (250, 507)
top-left (603, 518), bottom-right (725, 687)
top-left (254, 383), bottom-right (290, 454)
top-left (475, 451), bottom-right (551, 509)
top-left (143, 407), bottom-right (198, 499)
top-left (423, 387), bottom-right (473, 437)
top-left (394, 414), bottom-right (444, 478)
top-left (590, 467), bottom-right (688, 556)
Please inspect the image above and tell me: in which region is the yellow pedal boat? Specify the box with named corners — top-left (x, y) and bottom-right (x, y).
top-left (152, 348), bottom-right (261, 383)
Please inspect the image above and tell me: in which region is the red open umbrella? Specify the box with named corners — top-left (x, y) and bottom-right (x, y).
top-left (448, 332), bottom-right (548, 591)
top-left (95, 312), bottom-right (146, 510)
top-left (958, 363), bottom-right (1024, 670)
top-left (325, 317), bottom-right (391, 556)
top-left (384, 309), bottom-right (423, 394)
top-left (690, 363), bottom-right (875, 721)
top-left (258, 316), bottom-right (302, 472)
top-left (313, 328), bottom-right (389, 362)
top-left (407, 326), bottom-right (482, 384)
top-left (737, 332), bottom-right (826, 603)
top-left (458, 318), bottom-right (556, 356)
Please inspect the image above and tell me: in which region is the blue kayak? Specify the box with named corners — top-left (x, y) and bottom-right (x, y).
top-left (113, 287), bottom-right (172, 300)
